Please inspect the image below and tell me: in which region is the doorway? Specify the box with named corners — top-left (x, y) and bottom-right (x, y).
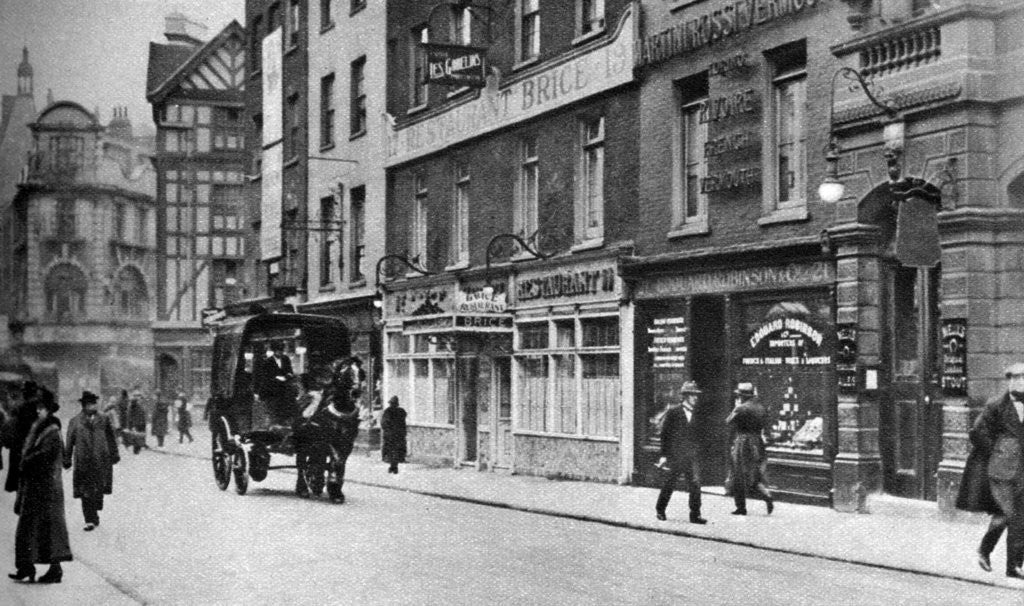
top-left (158, 354), bottom-right (180, 397)
top-left (881, 263), bottom-right (942, 500)
top-left (689, 296), bottom-right (730, 485)
top-left (458, 356), bottom-right (478, 464)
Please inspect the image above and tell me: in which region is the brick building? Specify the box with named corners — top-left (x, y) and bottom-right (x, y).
top-left (380, 1), bottom-right (640, 480)
top-left (7, 99), bottom-right (157, 405)
top-left (244, 0), bottom-right (310, 303)
top-left (625, 0), bottom-right (1024, 512)
top-left (146, 15), bottom-right (249, 401)
top-left (299, 0), bottom-right (388, 408)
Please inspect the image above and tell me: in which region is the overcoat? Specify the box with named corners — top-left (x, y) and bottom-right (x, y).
top-left (956, 392), bottom-right (1020, 514)
top-left (151, 400), bottom-right (170, 438)
top-left (4, 399), bottom-right (42, 492)
top-left (15, 416), bottom-right (72, 566)
top-left (659, 405), bottom-right (700, 470)
top-left (128, 397), bottom-right (147, 433)
top-left (64, 411), bottom-right (120, 499)
top-left (380, 406), bottom-right (408, 464)
top-left (726, 401), bottom-right (769, 493)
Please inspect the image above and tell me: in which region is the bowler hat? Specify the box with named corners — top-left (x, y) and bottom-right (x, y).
top-left (1005, 363), bottom-right (1024, 378)
top-left (734, 382), bottom-right (757, 398)
top-left (79, 390), bottom-right (99, 405)
top-left (679, 381), bottom-right (702, 395)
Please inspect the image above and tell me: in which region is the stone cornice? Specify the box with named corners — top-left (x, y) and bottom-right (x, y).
top-left (938, 207), bottom-right (1024, 235)
top-left (823, 222), bottom-right (883, 252)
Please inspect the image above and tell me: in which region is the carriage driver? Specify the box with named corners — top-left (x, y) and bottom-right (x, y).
top-left (255, 340), bottom-right (296, 427)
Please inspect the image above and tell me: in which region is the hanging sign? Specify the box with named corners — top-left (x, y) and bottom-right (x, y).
top-left (423, 43), bottom-right (487, 88)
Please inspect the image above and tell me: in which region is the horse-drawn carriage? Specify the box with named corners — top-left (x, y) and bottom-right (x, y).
top-left (207, 312), bottom-right (353, 497)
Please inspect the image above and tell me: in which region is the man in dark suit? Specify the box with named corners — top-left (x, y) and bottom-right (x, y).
top-left (965, 362), bottom-right (1024, 578)
top-left (256, 341), bottom-right (296, 425)
top-left (655, 381), bottom-right (707, 524)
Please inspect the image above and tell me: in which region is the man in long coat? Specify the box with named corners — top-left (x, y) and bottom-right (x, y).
top-left (64, 391), bottom-right (120, 531)
top-left (957, 362), bottom-right (1024, 578)
top-left (726, 382), bottom-right (774, 516)
top-left (127, 391), bottom-right (148, 454)
top-left (654, 381), bottom-right (707, 524)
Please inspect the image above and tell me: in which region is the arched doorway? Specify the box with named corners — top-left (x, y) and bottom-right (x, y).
top-left (859, 187), bottom-right (943, 500)
top-left (158, 353), bottom-right (181, 397)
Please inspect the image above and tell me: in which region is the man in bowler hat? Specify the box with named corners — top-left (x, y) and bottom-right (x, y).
top-left (64, 391), bottom-right (120, 531)
top-left (957, 362), bottom-right (1024, 578)
top-left (655, 381), bottom-right (707, 524)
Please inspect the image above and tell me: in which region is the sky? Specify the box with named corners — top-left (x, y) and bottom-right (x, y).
top-left (0, 0), bottom-right (244, 133)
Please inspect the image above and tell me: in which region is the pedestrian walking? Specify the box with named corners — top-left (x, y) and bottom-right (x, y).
top-left (150, 395), bottom-right (170, 448)
top-left (956, 362), bottom-right (1024, 578)
top-left (127, 390), bottom-right (148, 454)
top-left (9, 389), bottom-right (71, 584)
top-left (63, 391), bottom-right (120, 531)
top-left (115, 389), bottom-right (129, 446)
top-left (725, 382), bottom-right (774, 516)
top-left (175, 393), bottom-right (194, 444)
top-left (3, 382), bottom-right (46, 494)
top-left (380, 396), bottom-right (407, 474)
top-left (654, 381), bottom-right (707, 524)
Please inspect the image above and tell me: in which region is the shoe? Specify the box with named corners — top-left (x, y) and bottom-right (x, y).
top-left (330, 492), bottom-right (345, 504)
top-left (731, 509), bottom-right (747, 516)
top-left (655, 510), bottom-right (667, 521)
top-left (977, 551), bottom-right (992, 573)
top-left (84, 523), bottom-right (96, 531)
top-left (37, 566), bottom-right (62, 584)
top-left (766, 499), bottom-right (774, 516)
top-left (689, 515), bottom-right (708, 525)
top-left (8, 568), bottom-right (34, 582)
top-left (1006, 567), bottom-right (1024, 579)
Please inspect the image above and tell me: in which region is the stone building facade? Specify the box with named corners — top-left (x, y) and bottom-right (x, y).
top-left (8, 100), bottom-right (157, 405)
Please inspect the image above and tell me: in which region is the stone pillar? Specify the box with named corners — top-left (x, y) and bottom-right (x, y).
top-left (829, 223), bottom-right (884, 512)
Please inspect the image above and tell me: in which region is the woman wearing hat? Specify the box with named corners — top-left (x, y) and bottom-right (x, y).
top-left (64, 391), bottom-right (120, 531)
top-left (9, 390), bottom-right (71, 583)
top-left (726, 382), bottom-right (774, 516)
top-left (380, 396), bottom-right (408, 474)
top-left (150, 393), bottom-right (171, 448)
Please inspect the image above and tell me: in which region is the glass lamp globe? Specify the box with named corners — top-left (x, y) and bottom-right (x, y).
top-left (818, 178), bottom-right (845, 204)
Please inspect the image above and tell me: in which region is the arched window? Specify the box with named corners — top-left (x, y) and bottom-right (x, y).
top-left (44, 263), bottom-right (87, 319)
top-left (114, 266), bottom-right (148, 318)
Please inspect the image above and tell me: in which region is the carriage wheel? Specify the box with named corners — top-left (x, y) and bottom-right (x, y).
top-left (249, 446), bottom-right (270, 482)
top-left (232, 449), bottom-right (249, 495)
top-left (211, 432), bottom-right (231, 491)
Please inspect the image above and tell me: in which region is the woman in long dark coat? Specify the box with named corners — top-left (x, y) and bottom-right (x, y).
top-left (127, 391), bottom-right (148, 454)
top-left (380, 396), bottom-right (407, 474)
top-left (3, 382), bottom-right (44, 494)
top-left (64, 391), bottom-right (120, 531)
top-left (9, 390), bottom-right (71, 583)
top-left (726, 383), bottom-right (774, 516)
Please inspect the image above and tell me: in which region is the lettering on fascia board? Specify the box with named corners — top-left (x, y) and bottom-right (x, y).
top-left (384, 7), bottom-right (635, 166)
top-left (636, 0), bottom-right (822, 68)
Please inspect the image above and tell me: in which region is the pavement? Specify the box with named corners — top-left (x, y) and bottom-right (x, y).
top-left (4, 422), bottom-right (1023, 603)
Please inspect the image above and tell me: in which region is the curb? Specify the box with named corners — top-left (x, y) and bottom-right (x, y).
top-left (152, 447), bottom-right (1020, 592)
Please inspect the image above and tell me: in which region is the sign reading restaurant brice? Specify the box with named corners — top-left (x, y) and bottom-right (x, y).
top-left (385, 7), bottom-right (635, 166)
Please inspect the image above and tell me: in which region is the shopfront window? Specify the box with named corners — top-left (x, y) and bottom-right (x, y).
top-left (737, 296), bottom-right (833, 453)
top-left (386, 330), bottom-right (455, 426)
top-left (513, 313), bottom-right (620, 437)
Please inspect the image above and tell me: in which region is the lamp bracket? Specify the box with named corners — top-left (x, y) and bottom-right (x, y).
top-left (375, 253), bottom-right (436, 288)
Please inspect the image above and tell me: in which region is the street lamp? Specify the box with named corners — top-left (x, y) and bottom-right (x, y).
top-left (819, 67), bottom-right (956, 268)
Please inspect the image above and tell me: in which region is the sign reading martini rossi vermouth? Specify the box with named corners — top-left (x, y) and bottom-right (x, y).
top-left (385, 7), bottom-right (635, 166)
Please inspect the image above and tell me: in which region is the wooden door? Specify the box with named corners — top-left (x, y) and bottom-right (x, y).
top-left (883, 264), bottom-right (942, 500)
top-left (495, 357), bottom-right (513, 469)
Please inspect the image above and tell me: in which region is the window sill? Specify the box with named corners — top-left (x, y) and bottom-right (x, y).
top-left (318, 284), bottom-right (336, 293)
top-left (445, 260), bottom-right (470, 271)
top-left (406, 103), bottom-right (429, 117)
top-left (350, 3), bottom-right (366, 16)
top-left (571, 237), bottom-right (604, 253)
top-left (283, 156), bottom-right (300, 169)
top-left (513, 429), bottom-right (619, 443)
top-left (757, 205), bottom-right (809, 226)
top-left (349, 129), bottom-right (366, 141)
top-left (571, 27), bottom-right (606, 47)
top-left (319, 142), bottom-right (336, 153)
top-left (512, 56), bottom-right (540, 72)
top-left (667, 219), bottom-right (710, 239)
top-left (320, 22), bottom-right (335, 35)
top-left (285, 44), bottom-right (300, 57)
top-left (249, 68), bottom-right (262, 81)
top-left (348, 279), bottom-right (367, 290)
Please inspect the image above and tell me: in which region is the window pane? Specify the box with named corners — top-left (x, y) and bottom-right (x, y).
top-left (519, 323), bottom-right (548, 349)
top-left (517, 356), bottom-right (547, 431)
top-left (581, 317), bottom-right (618, 347)
top-left (551, 355), bottom-right (576, 434)
top-left (581, 354), bottom-right (619, 437)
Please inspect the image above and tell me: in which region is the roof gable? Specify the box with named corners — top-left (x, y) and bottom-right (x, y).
top-left (147, 20), bottom-right (245, 102)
